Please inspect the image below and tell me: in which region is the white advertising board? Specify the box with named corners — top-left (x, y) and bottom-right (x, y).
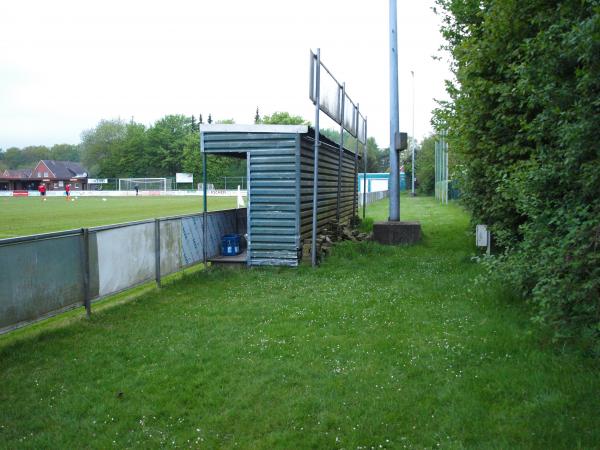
top-left (176, 173), bottom-right (193, 183)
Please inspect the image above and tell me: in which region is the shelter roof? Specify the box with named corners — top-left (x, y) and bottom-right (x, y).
top-left (40, 160), bottom-right (87, 179)
top-left (1, 169), bottom-right (33, 179)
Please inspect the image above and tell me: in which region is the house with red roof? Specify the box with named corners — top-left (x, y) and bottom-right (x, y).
top-left (0, 160), bottom-right (88, 192)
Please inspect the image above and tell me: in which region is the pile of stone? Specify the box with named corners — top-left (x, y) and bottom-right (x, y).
top-left (302, 220), bottom-right (372, 263)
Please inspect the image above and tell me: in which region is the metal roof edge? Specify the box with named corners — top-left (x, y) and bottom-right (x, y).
top-left (199, 124), bottom-right (308, 134)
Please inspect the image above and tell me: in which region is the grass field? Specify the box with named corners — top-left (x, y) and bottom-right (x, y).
top-left (1, 196), bottom-right (598, 448)
top-left (0, 196), bottom-right (239, 239)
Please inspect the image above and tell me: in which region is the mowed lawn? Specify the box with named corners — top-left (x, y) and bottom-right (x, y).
top-left (1, 196), bottom-right (598, 448)
top-left (0, 196), bottom-right (239, 238)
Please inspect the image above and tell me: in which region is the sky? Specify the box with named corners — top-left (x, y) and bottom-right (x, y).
top-left (0, 0), bottom-right (452, 150)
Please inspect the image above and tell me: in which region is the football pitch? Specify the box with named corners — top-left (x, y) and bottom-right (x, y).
top-left (0, 196), bottom-right (240, 239)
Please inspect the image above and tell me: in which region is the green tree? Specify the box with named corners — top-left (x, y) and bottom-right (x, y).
top-left (320, 128), bottom-right (386, 172)
top-left (261, 111), bottom-right (307, 125)
top-left (3, 147), bottom-right (27, 169)
top-left (81, 119), bottom-right (127, 176)
top-left (50, 144), bottom-right (80, 162)
top-left (146, 115), bottom-right (190, 175)
top-left (114, 122), bottom-right (149, 176)
top-left (402, 135), bottom-right (436, 195)
top-left (20, 146), bottom-right (51, 166)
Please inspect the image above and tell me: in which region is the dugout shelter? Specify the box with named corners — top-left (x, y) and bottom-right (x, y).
top-left (200, 124), bottom-right (360, 267)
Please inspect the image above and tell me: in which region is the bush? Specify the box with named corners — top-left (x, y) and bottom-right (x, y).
top-left (435, 0), bottom-right (600, 343)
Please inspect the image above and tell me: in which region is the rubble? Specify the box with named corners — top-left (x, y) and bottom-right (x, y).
top-left (302, 218), bottom-right (372, 263)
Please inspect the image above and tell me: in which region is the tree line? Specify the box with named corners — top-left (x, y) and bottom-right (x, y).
top-left (0, 144), bottom-right (80, 172)
top-left (0, 111), bottom-right (391, 182)
top-left (434, 0), bottom-right (599, 346)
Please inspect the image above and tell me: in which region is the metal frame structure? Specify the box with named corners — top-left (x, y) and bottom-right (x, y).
top-left (199, 124), bottom-right (359, 267)
top-left (118, 177), bottom-right (168, 192)
top-left (309, 49), bottom-right (367, 266)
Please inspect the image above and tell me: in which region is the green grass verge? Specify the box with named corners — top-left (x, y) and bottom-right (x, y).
top-left (0, 196), bottom-right (239, 238)
top-left (1, 195), bottom-right (598, 448)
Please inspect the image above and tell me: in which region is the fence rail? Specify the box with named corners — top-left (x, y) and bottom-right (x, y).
top-left (0, 208), bottom-right (247, 335)
top-left (359, 190), bottom-right (389, 206)
top-left (0, 189), bottom-right (247, 197)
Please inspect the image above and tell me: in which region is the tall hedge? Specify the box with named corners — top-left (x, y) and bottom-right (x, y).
top-left (435, 0), bottom-right (599, 343)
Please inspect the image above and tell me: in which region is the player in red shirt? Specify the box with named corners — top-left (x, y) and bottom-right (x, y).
top-left (65, 183), bottom-right (71, 201)
top-left (38, 183), bottom-right (46, 201)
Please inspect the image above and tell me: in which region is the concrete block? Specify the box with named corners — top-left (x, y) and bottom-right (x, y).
top-left (373, 221), bottom-right (421, 245)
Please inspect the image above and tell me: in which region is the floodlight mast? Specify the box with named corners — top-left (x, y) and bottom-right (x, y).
top-left (411, 70), bottom-right (416, 196)
top-left (389, 0), bottom-right (400, 221)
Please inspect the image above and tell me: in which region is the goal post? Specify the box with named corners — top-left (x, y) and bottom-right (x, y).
top-left (118, 178), bottom-right (168, 192)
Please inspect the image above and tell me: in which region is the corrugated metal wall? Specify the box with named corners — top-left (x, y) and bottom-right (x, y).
top-left (203, 128), bottom-right (358, 267)
top-left (203, 132), bottom-right (301, 266)
top-left (248, 136), bottom-right (300, 266)
top-left (299, 133), bottom-right (357, 239)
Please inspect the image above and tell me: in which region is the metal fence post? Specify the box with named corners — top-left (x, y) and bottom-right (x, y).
top-left (311, 49), bottom-right (321, 267)
top-left (336, 83), bottom-right (345, 225)
top-left (155, 218), bottom-right (161, 288)
top-left (352, 105), bottom-right (359, 225)
top-left (362, 119), bottom-right (368, 219)
top-left (81, 228), bottom-right (91, 319)
top-left (202, 134), bottom-right (208, 265)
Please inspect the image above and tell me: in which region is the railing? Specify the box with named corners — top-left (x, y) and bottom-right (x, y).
top-left (0, 208), bottom-right (247, 334)
top-left (358, 190), bottom-right (389, 206)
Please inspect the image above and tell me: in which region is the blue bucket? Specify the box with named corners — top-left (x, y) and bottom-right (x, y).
top-left (221, 234), bottom-right (241, 256)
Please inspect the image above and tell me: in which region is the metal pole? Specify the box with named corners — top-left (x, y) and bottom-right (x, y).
top-left (353, 105), bottom-right (359, 224)
top-left (439, 135), bottom-right (442, 202)
top-left (411, 70), bottom-right (415, 196)
top-left (336, 83), bottom-right (345, 226)
top-left (81, 228), bottom-right (91, 319)
top-left (389, 0), bottom-right (400, 221)
top-left (434, 140), bottom-right (438, 200)
top-left (155, 218), bottom-right (161, 288)
top-left (436, 139), bottom-right (439, 200)
top-left (441, 133), bottom-right (445, 203)
top-left (445, 133), bottom-right (449, 204)
top-left (363, 118), bottom-right (368, 219)
top-left (311, 49), bottom-right (321, 267)
top-left (440, 132), bottom-right (444, 203)
top-left (202, 135), bottom-right (208, 264)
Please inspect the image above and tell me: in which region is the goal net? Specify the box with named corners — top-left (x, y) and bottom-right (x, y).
top-left (118, 178), bottom-right (168, 192)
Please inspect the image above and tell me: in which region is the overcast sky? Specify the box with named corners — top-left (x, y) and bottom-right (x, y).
top-left (0, 0), bottom-right (451, 150)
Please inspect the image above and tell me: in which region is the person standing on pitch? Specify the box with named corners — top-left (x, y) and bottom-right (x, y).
top-left (38, 183), bottom-right (46, 201)
top-left (134, 184), bottom-right (139, 196)
top-left (65, 183), bottom-right (71, 201)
